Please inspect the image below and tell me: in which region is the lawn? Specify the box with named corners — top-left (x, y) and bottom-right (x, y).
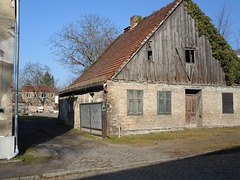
top-left (82, 126), bottom-right (240, 156)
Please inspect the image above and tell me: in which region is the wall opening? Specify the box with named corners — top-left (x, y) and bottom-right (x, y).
top-left (0, 108), bottom-right (4, 113)
top-left (185, 89), bottom-right (201, 94)
top-left (185, 49), bottom-right (195, 63)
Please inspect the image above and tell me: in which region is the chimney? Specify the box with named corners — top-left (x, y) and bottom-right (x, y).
top-left (130, 15), bottom-right (141, 29)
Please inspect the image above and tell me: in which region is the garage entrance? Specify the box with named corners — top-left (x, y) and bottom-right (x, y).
top-left (80, 102), bottom-right (106, 137)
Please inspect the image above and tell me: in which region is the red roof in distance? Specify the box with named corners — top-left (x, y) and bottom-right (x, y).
top-left (22, 86), bottom-right (54, 92)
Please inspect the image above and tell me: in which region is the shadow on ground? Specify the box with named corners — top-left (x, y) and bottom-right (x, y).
top-left (18, 115), bottom-right (72, 155)
top-left (78, 146), bottom-right (240, 180)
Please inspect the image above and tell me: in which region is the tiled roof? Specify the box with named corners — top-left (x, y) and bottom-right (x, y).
top-left (22, 86), bottom-right (54, 92)
top-left (63, 0), bottom-right (182, 92)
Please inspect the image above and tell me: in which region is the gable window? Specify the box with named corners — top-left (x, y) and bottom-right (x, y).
top-left (157, 91), bottom-right (171, 115)
top-left (185, 49), bottom-right (195, 63)
top-left (42, 94), bottom-right (46, 98)
top-left (148, 50), bottom-right (153, 61)
top-left (127, 90), bottom-right (143, 116)
top-left (222, 93), bottom-right (234, 114)
top-left (26, 93), bottom-right (30, 98)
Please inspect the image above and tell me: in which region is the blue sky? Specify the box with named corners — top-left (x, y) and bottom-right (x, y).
top-left (19, 0), bottom-right (240, 88)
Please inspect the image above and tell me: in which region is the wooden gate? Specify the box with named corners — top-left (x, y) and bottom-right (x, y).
top-left (80, 102), bottom-right (106, 137)
top-left (185, 90), bottom-right (202, 127)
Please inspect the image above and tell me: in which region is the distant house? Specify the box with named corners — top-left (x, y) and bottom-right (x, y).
top-left (59, 0), bottom-right (240, 137)
top-left (0, 0), bottom-right (16, 159)
top-left (22, 86), bottom-right (56, 112)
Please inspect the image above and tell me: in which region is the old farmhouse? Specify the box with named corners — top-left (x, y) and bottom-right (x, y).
top-left (59, 0), bottom-right (240, 137)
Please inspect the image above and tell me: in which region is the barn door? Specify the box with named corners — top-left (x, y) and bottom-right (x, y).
top-left (185, 90), bottom-right (202, 127)
top-left (80, 102), bottom-right (106, 137)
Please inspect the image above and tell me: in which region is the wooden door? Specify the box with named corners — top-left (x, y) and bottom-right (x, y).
top-left (186, 95), bottom-right (198, 126)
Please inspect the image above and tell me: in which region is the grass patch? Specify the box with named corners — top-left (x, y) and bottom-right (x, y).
top-left (96, 127), bottom-right (240, 156)
top-left (12, 146), bottom-right (48, 162)
top-left (100, 127), bottom-right (240, 146)
top-left (69, 128), bottom-right (99, 140)
top-left (19, 115), bottom-right (48, 121)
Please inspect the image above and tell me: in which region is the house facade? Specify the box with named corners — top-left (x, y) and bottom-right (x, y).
top-left (22, 86), bottom-right (56, 112)
top-left (59, 0), bottom-right (240, 137)
top-left (0, 0), bottom-right (15, 158)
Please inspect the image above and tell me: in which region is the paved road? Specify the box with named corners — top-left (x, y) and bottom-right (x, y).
top-left (77, 148), bottom-right (240, 180)
top-left (0, 115), bottom-right (240, 179)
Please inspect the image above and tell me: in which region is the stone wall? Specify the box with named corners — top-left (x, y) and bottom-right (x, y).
top-left (105, 80), bottom-right (240, 135)
top-left (59, 81), bottom-right (240, 137)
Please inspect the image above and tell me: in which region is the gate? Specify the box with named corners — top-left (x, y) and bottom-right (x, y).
top-left (80, 102), bottom-right (106, 137)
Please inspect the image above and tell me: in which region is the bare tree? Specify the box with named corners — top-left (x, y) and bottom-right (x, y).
top-left (215, 4), bottom-right (233, 40)
top-left (20, 62), bottom-right (55, 106)
top-left (49, 14), bottom-right (120, 76)
top-left (234, 27), bottom-right (240, 50)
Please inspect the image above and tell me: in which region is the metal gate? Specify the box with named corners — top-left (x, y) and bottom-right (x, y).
top-left (80, 102), bottom-right (106, 137)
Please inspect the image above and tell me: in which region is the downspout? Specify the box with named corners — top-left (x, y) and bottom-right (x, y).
top-left (8, 0), bottom-right (20, 159)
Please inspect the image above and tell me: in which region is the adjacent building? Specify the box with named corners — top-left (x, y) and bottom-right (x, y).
top-left (59, 0), bottom-right (240, 137)
top-left (22, 86), bottom-right (56, 112)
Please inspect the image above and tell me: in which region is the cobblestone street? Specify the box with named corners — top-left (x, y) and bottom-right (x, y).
top-left (77, 148), bottom-right (240, 180)
top-left (0, 116), bottom-right (240, 179)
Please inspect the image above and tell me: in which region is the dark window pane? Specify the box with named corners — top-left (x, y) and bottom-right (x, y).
top-left (222, 93), bottom-right (234, 114)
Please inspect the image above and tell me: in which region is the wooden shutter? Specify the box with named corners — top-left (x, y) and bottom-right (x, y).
top-left (165, 91), bottom-right (171, 114)
top-left (158, 91), bottom-right (171, 115)
top-left (127, 90), bottom-right (143, 116)
top-left (136, 90), bottom-right (143, 115)
top-left (127, 90), bottom-right (134, 115)
top-left (158, 91), bottom-right (164, 114)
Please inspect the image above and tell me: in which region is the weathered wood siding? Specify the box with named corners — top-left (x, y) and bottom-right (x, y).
top-left (114, 3), bottom-right (225, 85)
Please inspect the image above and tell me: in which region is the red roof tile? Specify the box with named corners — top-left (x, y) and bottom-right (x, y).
top-left (65, 0), bottom-right (182, 92)
top-left (22, 86), bottom-right (54, 92)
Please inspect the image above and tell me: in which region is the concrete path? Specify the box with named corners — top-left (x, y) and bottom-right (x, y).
top-left (0, 115), bottom-right (240, 179)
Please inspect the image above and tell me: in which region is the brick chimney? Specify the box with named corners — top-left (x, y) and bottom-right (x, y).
top-left (130, 15), bottom-right (141, 29)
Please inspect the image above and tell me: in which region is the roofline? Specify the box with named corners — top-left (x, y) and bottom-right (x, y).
top-left (59, 83), bottom-right (105, 97)
top-left (111, 0), bottom-right (183, 80)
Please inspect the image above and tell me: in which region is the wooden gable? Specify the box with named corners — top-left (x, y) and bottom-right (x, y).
top-left (114, 2), bottom-right (225, 85)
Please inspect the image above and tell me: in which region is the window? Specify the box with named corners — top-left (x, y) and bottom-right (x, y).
top-left (26, 93), bottom-right (30, 98)
top-left (222, 93), bottom-right (234, 114)
top-left (157, 91), bottom-right (171, 115)
top-left (42, 94), bottom-right (46, 98)
top-left (185, 49), bottom-right (195, 63)
top-left (127, 90), bottom-right (143, 116)
top-left (148, 50), bottom-right (153, 61)
top-left (51, 94), bottom-right (54, 98)
top-left (34, 94), bottom-right (37, 98)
